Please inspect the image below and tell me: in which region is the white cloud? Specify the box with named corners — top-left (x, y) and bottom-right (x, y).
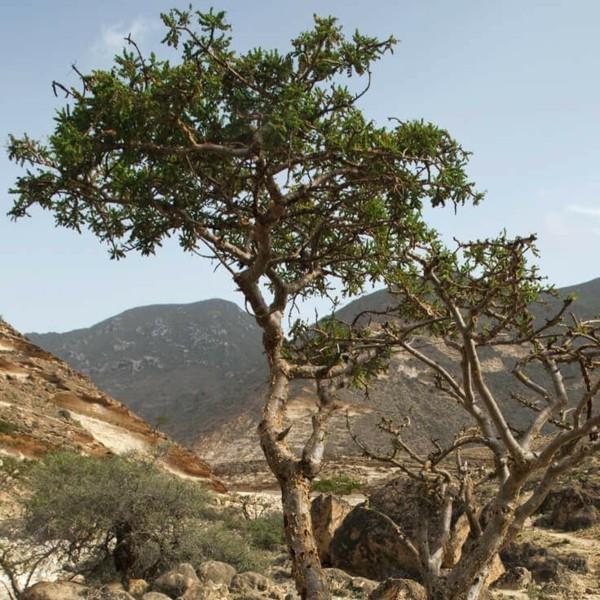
top-left (92, 18), bottom-right (155, 59)
top-left (566, 204), bottom-right (600, 218)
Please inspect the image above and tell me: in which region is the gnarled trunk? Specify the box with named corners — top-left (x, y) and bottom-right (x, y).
top-left (258, 357), bottom-right (330, 599)
top-left (424, 559), bottom-right (493, 600)
top-left (280, 472), bottom-right (330, 599)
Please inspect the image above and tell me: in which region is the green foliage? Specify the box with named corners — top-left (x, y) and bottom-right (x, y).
top-left (238, 512), bottom-right (285, 552)
top-left (313, 473), bottom-right (365, 495)
top-left (7, 7), bottom-right (481, 303)
top-left (384, 233), bottom-right (553, 343)
top-left (196, 522), bottom-right (269, 572)
top-left (20, 452), bottom-right (281, 580)
top-left (216, 503), bottom-right (285, 553)
top-left (23, 452), bottom-right (212, 580)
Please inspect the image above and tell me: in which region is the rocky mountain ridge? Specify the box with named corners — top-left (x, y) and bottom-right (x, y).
top-left (27, 278), bottom-right (600, 470)
top-left (0, 319), bottom-right (224, 492)
top-left (29, 299), bottom-right (267, 444)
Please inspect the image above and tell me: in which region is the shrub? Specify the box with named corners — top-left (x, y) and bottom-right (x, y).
top-left (196, 522), bottom-right (268, 573)
top-left (312, 473), bottom-right (365, 495)
top-left (23, 452), bottom-right (211, 581)
top-left (242, 512), bottom-right (285, 551)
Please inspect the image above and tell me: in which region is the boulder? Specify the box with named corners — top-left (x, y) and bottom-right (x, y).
top-left (537, 485), bottom-right (600, 531)
top-left (368, 578), bottom-right (426, 600)
top-left (324, 568), bottom-right (378, 598)
top-left (142, 594), bottom-right (171, 600)
top-left (128, 579), bottom-right (150, 597)
top-left (229, 571), bottom-right (286, 599)
top-left (179, 581), bottom-right (230, 600)
top-left (501, 542), bottom-right (588, 583)
top-left (22, 582), bottom-right (89, 600)
top-left (310, 494), bottom-right (352, 565)
top-left (153, 563), bottom-right (199, 597)
top-left (87, 587), bottom-right (136, 600)
top-left (198, 560), bottom-right (237, 587)
top-left (495, 566), bottom-right (533, 591)
top-left (329, 506), bottom-right (419, 580)
top-left (485, 554), bottom-right (506, 588)
top-left (369, 478), bottom-right (469, 568)
top-left (442, 513), bottom-right (470, 568)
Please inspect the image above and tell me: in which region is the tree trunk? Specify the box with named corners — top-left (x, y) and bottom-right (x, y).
top-left (280, 472), bottom-right (330, 599)
top-left (425, 560), bottom-right (492, 600)
top-left (258, 360), bottom-right (330, 599)
top-left (113, 522), bottom-right (134, 579)
top-left (437, 477), bottom-right (525, 600)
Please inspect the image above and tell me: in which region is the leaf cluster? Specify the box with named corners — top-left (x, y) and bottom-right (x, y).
top-left (8, 7), bottom-right (482, 301)
top-left (384, 233), bottom-right (551, 343)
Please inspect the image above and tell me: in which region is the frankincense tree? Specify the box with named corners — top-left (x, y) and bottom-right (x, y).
top-left (349, 234), bottom-right (600, 599)
top-left (7, 8), bottom-right (482, 597)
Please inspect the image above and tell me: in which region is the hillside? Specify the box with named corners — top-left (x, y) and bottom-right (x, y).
top-left (0, 319), bottom-right (225, 492)
top-left (27, 278), bottom-right (600, 471)
top-left (29, 299), bottom-right (267, 443)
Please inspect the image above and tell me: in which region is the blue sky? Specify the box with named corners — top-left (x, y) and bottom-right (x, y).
top-left (2, 0), bottom-right (600, 333)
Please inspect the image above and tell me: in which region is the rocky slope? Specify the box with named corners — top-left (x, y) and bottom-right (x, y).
top-left (29, 299), bottom-right (267, 443)
top-left (27, 279), bottom-right (600, 474)
top-left (0, 319), bottom-right (224, 491)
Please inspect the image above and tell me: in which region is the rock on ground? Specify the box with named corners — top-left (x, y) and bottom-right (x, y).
top-left (330, 505), bottom-right (419, 580)
top-left (311, 494), bottom-right (352, 565)
top-left (179, 581), bottom-right (230, 599)
top-left (229, 571), bottom-right (288, 599)
top-left (198, 560), bottom-right (237, 587)
top-left (324, 568), bottom-right (378, 598)
top-left (153, 563), bottom-right (199, 597)
top-left (368, 578), bottom-right (427, 600)
top-left (537, 484), bottom-right (600, 531)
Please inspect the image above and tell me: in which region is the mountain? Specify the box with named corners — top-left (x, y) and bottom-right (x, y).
top-left (198, 276), bottom-right (600, 465)
top-left (336, 276), bottom-right (600, 324)
top-left (27, 278), bottom-right (600, 469)
top-left (0, 319), bottom-right (225, 491)
top-left (29, 299), bottom-right (267, 444)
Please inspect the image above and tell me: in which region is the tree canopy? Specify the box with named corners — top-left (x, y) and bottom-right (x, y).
top-left (8, 8), bottom-right (481, 304)
top-left (7, 8), bottom-right (485, 598)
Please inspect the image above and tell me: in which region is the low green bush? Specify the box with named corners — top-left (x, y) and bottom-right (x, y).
top-left (197, 522), bottom-right (269, 572)
top-left (241, 512), bottom-right (285, 551)
top-left (313, 473), bottom-right (365, 495)
top-left (24, 452), bottom-right (212, 580)
top-left (19, 452), bottom-right (281, 582)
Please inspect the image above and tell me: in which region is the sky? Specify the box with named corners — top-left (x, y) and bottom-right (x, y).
top-left (1, 0), bottom-right (600, 333)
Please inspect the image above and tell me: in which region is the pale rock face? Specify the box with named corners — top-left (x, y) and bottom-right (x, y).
top-left (153, 563), bottom-right (199, 597)
top-left (0, 319), bottom-right (224, 492)
top-left (197, 560), bottom-right (237, 587)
